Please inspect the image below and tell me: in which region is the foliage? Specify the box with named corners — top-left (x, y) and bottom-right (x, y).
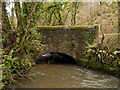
top-left (78, 42), bottom-right (120, 75)
top-left (1, 49), bottom-right (31, 88)
top-left (87, 25), bottom-right (99, 44)
top-left (1, 2), bottom-right (44, 88)
top-left (70, 2), bottom-right (80, 26)
top-left (1, 25), bottom-right (43, 88)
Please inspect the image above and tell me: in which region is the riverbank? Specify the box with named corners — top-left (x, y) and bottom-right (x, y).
top-left (78, 58), bottom-right (120, 77)
top-left (78, 33), bottom-right (120, 76)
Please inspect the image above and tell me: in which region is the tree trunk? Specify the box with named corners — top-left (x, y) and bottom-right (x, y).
top-left (58, 10), bottom-right (63, 25)
top-left (118, 1), bottom-right (120, 45)
top-left (22, 2), bottom-right (28, 27)
top-left (63, 10), bottom-right (70, 25)
top-left (71, 2), bottom-right (78, 26)
top-left (73, 2), bottom-right (77, 26)
top-left (118, 1), bottom-right (120, 33)
top-left (15, 2), bottom-right (22, 31)
top-left (99, 1), bottom-right (104, 65)
top-left (48, 12), bottom-right (53, 25)
top-left (2, 2), bottom-right (11, 32)
top-left (11, 7), bottom-right (14, 29)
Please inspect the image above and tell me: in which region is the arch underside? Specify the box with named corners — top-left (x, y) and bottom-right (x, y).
top-left (35, 52), bottom-right (77, 65)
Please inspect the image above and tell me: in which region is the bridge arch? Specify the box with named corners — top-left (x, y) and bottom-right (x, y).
top-left (36, 26), bottom-right (98, 62)
top-left (35, 52), bottom-right (77, 65)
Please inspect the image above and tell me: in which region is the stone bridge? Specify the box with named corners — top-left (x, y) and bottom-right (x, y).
top-left (36, 25), bottom-right (98, 60)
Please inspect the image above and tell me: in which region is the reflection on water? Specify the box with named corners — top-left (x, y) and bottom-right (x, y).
top-left (10, 64), bottom-right (119, 88)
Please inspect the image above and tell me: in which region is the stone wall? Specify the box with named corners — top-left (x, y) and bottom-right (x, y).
top-left (37, 25), bottom-right (98, 59)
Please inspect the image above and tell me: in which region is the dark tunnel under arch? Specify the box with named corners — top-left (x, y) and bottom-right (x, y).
top-left (35, 52), bottom-right (77, 65)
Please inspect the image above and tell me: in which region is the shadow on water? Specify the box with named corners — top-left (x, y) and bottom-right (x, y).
top-left (35, 52), bottom-right (77, 65)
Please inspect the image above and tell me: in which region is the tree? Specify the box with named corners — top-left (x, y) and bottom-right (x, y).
top-left (2, 2), bottom-right (11, 33)
top-left (118, 0), bottom-right (120, 33)
top-left (118, 0), bottom-right (120, 44)
top-left (71, 2), bottom-right (79, 26)
top-left (43, 2), bottom-right (69, 25)
top-left (2, 2), bottom-right (14, 49)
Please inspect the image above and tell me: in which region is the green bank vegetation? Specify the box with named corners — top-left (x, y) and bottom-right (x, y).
top-left (78, 41), bottom-right (120, 75)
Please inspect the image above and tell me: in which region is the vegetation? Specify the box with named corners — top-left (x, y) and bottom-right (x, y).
top-left (78, 42), bottom-right (120, 75)
top-left (1, 1), bottom-right (120, 89)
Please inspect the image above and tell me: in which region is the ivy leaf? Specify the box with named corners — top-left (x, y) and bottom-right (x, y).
top-left (11, 57), bottom-right (18, 62)
top-left (113, 51), bottom-right (120, 55)
top-left (98, 54), bottom-right (101, 59)
top-left (9, 49), bottom-right (14, 56)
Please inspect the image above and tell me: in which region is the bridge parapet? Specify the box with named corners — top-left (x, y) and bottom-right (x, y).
top-left (37, 25), bottom-right (99, 59)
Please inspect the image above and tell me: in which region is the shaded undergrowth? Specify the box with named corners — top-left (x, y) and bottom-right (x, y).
top-left (78, 42), bottom-right (120, 76)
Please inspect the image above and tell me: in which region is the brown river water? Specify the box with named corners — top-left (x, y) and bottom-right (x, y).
top-left (10, 64), bottom-right (119, 88)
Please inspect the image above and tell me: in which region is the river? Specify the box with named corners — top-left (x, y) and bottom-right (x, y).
top-left (10, 64), bottom-right (119, 88)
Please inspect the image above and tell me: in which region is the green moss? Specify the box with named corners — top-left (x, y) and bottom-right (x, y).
top-left (78, 58), bottom-right (88, 67)
top-left (36, 26), bottom-right (64, 30)
top-left (89, 61), bottom-right (103, 70)
top-left (78, 58), bottom-right (120, 76)
top-left (36, 25), bottom-right (98, 30)
top-left (69, 26), bottom-right (88, 29)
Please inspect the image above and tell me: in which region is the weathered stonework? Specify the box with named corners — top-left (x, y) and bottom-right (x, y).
top-left (37, 25), bottom-right (98, 60)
